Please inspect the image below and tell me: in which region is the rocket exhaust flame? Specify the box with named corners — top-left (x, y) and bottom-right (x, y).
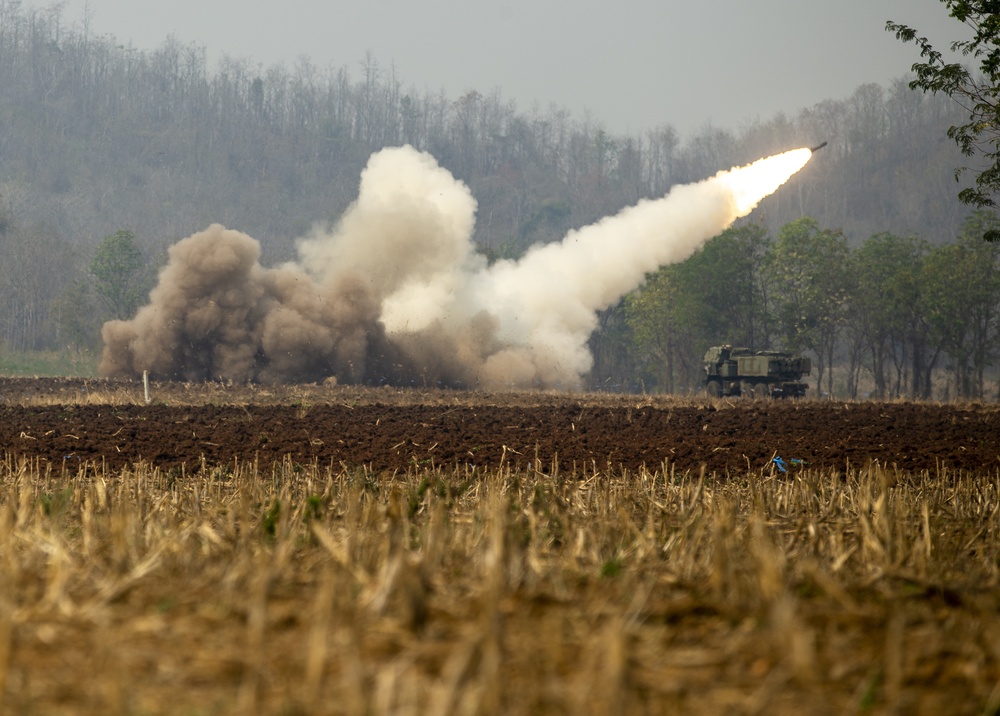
top-left (100, 146), bottom-right (814, 389)
top-left (715, 148), bottom-right (812, 217)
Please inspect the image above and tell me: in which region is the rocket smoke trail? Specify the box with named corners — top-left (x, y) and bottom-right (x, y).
top-left (100, 145), bottom-right (813, 388)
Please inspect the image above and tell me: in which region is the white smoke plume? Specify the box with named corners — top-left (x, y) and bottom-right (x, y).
top-left (101, 145), bottom-right (812, 388)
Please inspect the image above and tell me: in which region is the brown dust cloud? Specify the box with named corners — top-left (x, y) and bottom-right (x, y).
top-left (100, 145), bottom-right (812, 388)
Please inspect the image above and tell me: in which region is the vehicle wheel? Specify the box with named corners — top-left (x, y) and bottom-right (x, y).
top-left (706, 379), bottom-right (722, 398)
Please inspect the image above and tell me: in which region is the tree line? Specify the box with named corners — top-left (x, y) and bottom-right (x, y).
top-left (6, 208), bottom-right (995, 400)
top-left (0, 0), bottom-right (977, 250)
top-left (0, 0), bottom-right (998, 398)
top-left (589, 212), bottom-right (1000, 400)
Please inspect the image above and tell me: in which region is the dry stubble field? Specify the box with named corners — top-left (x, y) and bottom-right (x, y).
top-left (1, 376), bottom-right (1000, 715)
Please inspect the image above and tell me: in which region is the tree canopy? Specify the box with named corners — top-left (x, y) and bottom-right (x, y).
top-left (888, 2), bottom-right (1000, 231)
top-left (90, 230), bottom-right (147, 321)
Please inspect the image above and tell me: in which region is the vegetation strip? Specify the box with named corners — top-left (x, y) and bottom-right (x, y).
top-left (1, 458), bottom-right (998, 713)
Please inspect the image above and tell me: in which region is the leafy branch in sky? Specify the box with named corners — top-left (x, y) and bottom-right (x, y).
top-left (888, 3), bottom-right (1000, 234)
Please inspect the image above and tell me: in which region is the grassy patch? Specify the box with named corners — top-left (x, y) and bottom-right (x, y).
top-left (0, 349), bottom-right (99, 377)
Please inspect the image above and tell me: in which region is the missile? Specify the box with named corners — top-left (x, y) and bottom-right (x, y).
top-left (810, 141), bottom-right (828, 152)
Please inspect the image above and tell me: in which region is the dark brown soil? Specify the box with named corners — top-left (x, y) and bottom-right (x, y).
top-left (2, 377), bottom-right (998, 475)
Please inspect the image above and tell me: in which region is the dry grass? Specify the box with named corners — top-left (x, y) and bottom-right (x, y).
top-left (1, 457), bottom-right (999, 715)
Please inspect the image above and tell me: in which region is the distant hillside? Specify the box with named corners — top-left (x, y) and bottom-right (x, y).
top-left (0, 0), bottom-right (974, 261)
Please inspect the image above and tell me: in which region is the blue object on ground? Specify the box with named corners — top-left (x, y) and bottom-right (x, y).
top-left (772, 456), bottom-right (805, 473)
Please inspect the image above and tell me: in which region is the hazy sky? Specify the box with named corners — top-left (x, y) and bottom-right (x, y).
top-left (51, 0), bottom-right (962, 136)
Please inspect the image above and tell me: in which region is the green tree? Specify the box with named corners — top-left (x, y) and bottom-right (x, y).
top-left (624, 225), bottom-right (773, 393)
top-left (922, 211), bottom-right (1000, 398)
top-left (767, 218), bottom-right (852, 396)
top-left (849, 233), bottom-right (935, 398)
top-left (888, 4), bottom-right (1000, 224)
top-left (668, 225), bottom-right (773, 349)
top-left (587, 301), bottom-right (645, 393)
top-left (624, 265), bottom-right (685, 392)
top-left (90, 230), bottom-right (147, 321)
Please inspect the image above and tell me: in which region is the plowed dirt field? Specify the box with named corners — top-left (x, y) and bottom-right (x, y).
top-left (2, 377), bottom-right (998, 475)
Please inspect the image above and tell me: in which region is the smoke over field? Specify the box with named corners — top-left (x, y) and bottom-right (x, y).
top-left (101, 145), bottom-right (812, 387)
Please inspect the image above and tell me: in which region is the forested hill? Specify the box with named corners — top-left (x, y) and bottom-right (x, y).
top-left (0, 0), bottom-right (975, 261)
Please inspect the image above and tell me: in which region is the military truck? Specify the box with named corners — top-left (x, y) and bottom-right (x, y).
top-left (703, 345), bottom-right (810, 398)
